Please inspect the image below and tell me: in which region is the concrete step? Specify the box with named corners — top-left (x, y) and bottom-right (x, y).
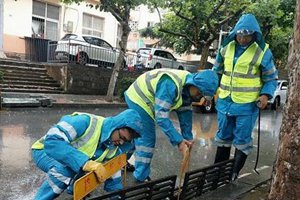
top-left (3, 73), bottom-right (51, 79)
top-left (0, 83), bottom-right (62, 90)
top-left (2, 76), bottom-right (57, 83)
top-left (2, 79), bottom-right (60, 87)
top-left (1, 68), bottom-right (48, 76)
top-left (0, 59), bottom-right (49, 68)
top-left (1, 87), bottom-right (63, 94)
top-left (0, 64), bottom-right (48, 71)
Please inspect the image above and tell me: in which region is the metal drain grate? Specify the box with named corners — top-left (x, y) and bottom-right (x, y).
top-left (90, 175), bottom-right (177, 200)
top-left (179, 159), bottom-right (234, 200)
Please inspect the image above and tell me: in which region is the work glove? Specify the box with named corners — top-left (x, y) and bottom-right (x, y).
top-left (83, 160), bottom-right (107, 182)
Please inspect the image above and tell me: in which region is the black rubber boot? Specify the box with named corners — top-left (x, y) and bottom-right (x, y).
top-left (231, 149), bottom-right (248, 182)
top-left (214, 146), bottom-right (231, 164)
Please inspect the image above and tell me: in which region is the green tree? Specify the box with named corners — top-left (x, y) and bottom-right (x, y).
top-left (142, 0), bottom-right (252, 69)
top-left (246, 0), bottom-right (295, 68)
top-left (62, 0), bottom-right (146, 101)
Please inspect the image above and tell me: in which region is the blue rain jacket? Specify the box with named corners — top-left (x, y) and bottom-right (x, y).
top-left (213, 14), bottom-right (278, 115)
top-left (155, 70), bottom-right (218, 145)
top-left (43, 109), bottom-right (143, 190)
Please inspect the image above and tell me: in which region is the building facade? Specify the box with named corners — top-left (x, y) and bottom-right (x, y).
top-left (1, 0), bottom-right (120, 59)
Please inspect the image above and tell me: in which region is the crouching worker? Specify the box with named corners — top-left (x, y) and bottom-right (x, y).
top-left (31, 109), bottom-right (143, 200)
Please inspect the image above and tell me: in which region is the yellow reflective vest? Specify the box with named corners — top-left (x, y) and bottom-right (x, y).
top-left (219, 41), bottom-right (269, 103)
top-left (31, 112), bottom-right (118, 162)
top-left (126, 69), bottom-right (190, 119)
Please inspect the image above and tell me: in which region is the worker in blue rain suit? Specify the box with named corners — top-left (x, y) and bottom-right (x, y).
top-left (212, 13), bottom-right (278, 181)
top-left (125, 69), bottom-right (219, 182)
top-left (31, 109), bottom-right (143, 200)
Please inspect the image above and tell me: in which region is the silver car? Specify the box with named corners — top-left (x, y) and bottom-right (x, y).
top-left (55, 34), bottom-right (120, 68)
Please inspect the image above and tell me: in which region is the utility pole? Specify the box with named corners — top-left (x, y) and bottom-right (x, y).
top-left (218, 29), bottom-right (229, 50)
top-left (0, 0), bottom-right (6, 58)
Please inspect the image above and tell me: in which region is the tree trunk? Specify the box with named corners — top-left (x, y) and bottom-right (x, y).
top-left (198, 43), bottom-right (210, 70)
top-left (268, 0), bottom-right (300, 199)
top-left (106, 23), bottom-right (130, 102)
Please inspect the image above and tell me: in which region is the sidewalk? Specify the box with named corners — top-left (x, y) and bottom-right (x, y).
top-left (0, 92), bottom-right (272, 200)
top-left (1, 92), bottom-right (127, 108)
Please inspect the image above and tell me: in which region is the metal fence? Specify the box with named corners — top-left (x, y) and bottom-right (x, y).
top-left (90, 159), bottom-right (234, 200)
top-left (47, 40), bottom-right (198, 72)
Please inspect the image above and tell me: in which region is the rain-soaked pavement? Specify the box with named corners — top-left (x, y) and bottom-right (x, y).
top-left (0, 107), bottom-right (283, 199)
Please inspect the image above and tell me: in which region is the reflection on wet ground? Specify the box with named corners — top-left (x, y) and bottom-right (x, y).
top-left (0, 108), bottom-right (283, 199)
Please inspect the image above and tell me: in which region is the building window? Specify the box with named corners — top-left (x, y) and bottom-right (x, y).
top-left (31, 0), bottom-right (59, 41)
top-left (129, 21), bottom-right (139, 32)
top-left (147, 21), bottom-right (155, 27)
top-left (116, 24), bottom-right (122, 48)
top-left (82, 14), bottom-right (104, 38)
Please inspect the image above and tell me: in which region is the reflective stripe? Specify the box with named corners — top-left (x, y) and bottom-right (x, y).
top-left (111, 170), bottom-right (121, 179)
top-left (72, 116), bottom-right (98, 148)
top-left (155, 110), bottom-right (169, 118)
top-left (146, 70), bottom-right (183, 96)
top-left (262, 67), bottom-right (277, 75)
top-left (136, 146), bottom-right (154, 153)
top-left (155, 98), bottom-right (172, 109)
top-left (224, 71), bottom-right (260, 78)
top-left (214, 61), bottom-right (221, 68)
top-left (248, 46), bottom-right (263, 75)
top-left (49, 168), bottom-right (71, 185)
top-left (46, 127), bottom-right (69, 142)
top-left (214, 138), bottom-right (232, 147)
top-left (133, 81), bottom-right (154, 112)
top-left (221, 46), bottom-right (228, 57)
top-left (47, 174), bottom-right (64, 194)
top-left (220, 84), bottom-right (261, 92)
top-left (262, 76), bottom-right (278, 82)
top-left (235, 142), bottom-right (252, 150)
top-left (57, 121), bottom-right (77, 140)
top-left (135, 156), bottom-right (151, 163)
top-left (176, 106), bottom-right (192, 112)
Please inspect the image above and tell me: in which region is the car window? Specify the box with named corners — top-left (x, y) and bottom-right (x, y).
top-left (95, 38), bottom-right (113, 49)
top-left (166, 52), bottom-right (175, 60)
top-left (83, 36), bottom-right (94, 44)
top-left (281, 81), bottom-right (288, 89)
top-left (61, 34), bottom-right (78, 40)
top-left (137, 48), bottom-right (151, 55)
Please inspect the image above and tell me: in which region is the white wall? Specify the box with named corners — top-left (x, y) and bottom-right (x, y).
top-left (3, 0), bottom-right (119, 47)
top-left (60, 2), bottom-right (118, 47)
top-left (4, 0), bottom-right (32, 37)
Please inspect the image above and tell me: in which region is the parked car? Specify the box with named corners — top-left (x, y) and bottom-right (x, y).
top-left (55, 34), bottom-right (122, 68)
top-left (268, 80), bottom-right (288, 110)
top-left (134, 48), bottom-right (185, 70)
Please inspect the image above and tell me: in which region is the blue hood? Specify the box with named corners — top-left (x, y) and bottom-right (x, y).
top-left (185, 70), bottom-right (219, 97)
top-left (222, 14), bottom-right (265, 49)
top-left (101, 109), bottom-right (143, 142)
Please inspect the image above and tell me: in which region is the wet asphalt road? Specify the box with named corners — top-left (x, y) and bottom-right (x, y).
top-left (0, 107), bottom-right (283, 199)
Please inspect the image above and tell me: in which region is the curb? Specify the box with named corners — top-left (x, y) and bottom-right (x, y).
top-left (195, 166), bottom-right (272, 200)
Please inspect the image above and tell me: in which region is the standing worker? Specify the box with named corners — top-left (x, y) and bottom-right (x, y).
top-left (212, 13), bottom-right (278, 181)
top-left (31, 109), bottom-right (143, 200)
top-left (125, 68), bottom-right (219, 183)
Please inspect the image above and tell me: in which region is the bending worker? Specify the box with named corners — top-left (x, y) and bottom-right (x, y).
top-left (212, 13), bottom-right (278, 181)
top-left (31, 109), bottom-right (143, 200)
top-left (125, 68), bottom-right (219, 183)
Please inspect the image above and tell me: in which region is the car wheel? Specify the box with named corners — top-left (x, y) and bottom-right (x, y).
top-left (77, 52), bottom-right (88, 66)
top-left (271, 96), bottom-right (280, 110)
top-left (154, 63), bottom-right (162, 69)
top-left (200, 99), bottom-right (215, 113)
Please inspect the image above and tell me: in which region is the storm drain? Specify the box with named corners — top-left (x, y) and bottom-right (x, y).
top-left (90, 159), bottom-right (234, 200)
top-left (179, 159), bottom-right (234, 200)
top-left (89, 175), bottom-right (177, 200)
